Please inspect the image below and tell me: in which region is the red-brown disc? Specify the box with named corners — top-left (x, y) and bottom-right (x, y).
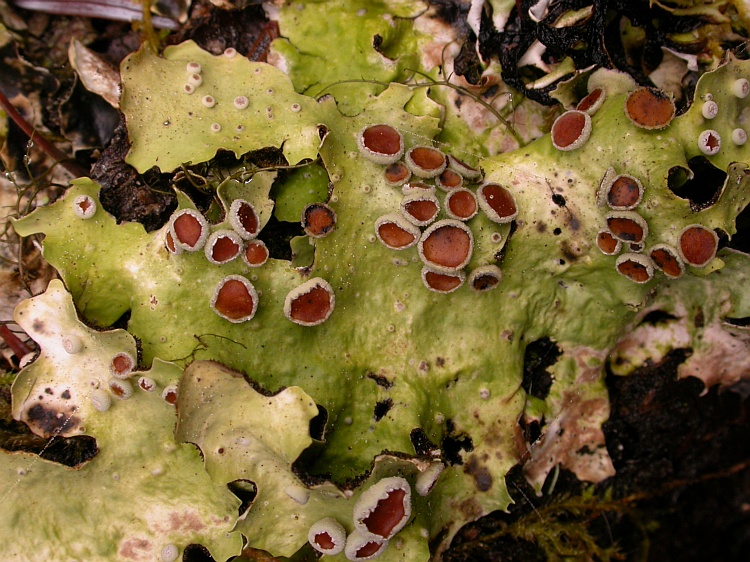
top-left (607, 212), bottom-right (648, 243)
top-left (422, 268), bottom-right (465, 293)
top-left (625, 87), bottom-right (675, 129)
top-left (678, 225), bottom-right (718, 267)
top-left (375, 214), bottom-right (420, 249)
top-left (596, 230), bottom-right (621, 255)
top-left (313, 532), bottom-right (335, 551)
top-left (419, 220), bottom-right (473, 272)
top-left (468, 265), bottom-right (502, 292)
top-left (615, 254), bottom-right (654, 283)
top-left (445, 188), bottom-right (478, 220)
top-left (284, 278), bottom-right (335, 326)
top-left (355, 541), bottom-right (384, 559)
top-left (478, 183), bottom-right (518, 223)
top-left (606, 175), bottom-right (643, 209)
top-left (406, 146), bottom-right (447, 178)
top-left (551, 110), bottom-right (591, 150)
top-left (358, 124), bottom-right (404, 164)
top-left (384, 161), bottom-right (411, 186)
top-left (229, 199), bottom-right (260, 240)
top-left (243, 240), bottom-right (269, 267)
top-left (171, 209), bottom-right (208, 250)
top-left (165, 231), bottom-right (179, 254)
top-left (110, 352), bottom-right (135, 378)
top-left (649, 245), bottom-right (684, 278)
top-left (302, 203), bottom-right (337, 238)
top-left (401, 193), bottom-right (439, 226)
top-left (576, 87), bottom-right (605, 114)
top-left (211, 276), bottom-right (258, 323)
top-left (361, 488), bottom-right (407, 538)
top-left (205, 230), bottom-right (242, 264)
top-left (436, 168), bottom-right (463, 190)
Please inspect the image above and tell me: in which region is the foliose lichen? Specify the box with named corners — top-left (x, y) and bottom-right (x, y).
top-left (3, 3), bottom-right (750, 561)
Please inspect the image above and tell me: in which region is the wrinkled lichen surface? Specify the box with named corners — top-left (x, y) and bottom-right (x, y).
top-left (3, 2), bottom-right (750, 561)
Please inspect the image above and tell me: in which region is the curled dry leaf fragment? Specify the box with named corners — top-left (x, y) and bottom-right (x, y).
top-left (69, 39), bottom-right (121, 108)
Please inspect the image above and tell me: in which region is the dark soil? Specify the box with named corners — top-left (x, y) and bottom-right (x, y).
top-left (444, 351), bottom-right (750, 562)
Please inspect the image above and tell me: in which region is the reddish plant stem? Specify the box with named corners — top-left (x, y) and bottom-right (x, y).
top-left (0, 324), bottom-right (32, 359)
top-left (247, 21), bottom-right (280, 62)
top-left (0, 88), bottom-right (88, 178)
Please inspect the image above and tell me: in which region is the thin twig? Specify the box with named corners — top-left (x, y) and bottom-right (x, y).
top-left (0, 89), bottom-right (87, 178)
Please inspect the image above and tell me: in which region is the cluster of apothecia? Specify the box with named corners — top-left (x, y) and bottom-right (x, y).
top-left (307, 468), bottom-right (442, 561)
top-left (358, 124), bottom-right (514, 294)
top-left (550, 78), bottom-right (749, 283)
top-left (164, 196), bottom-right (337, 326)
top-left (54, 333), bottom-right (178, 413)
